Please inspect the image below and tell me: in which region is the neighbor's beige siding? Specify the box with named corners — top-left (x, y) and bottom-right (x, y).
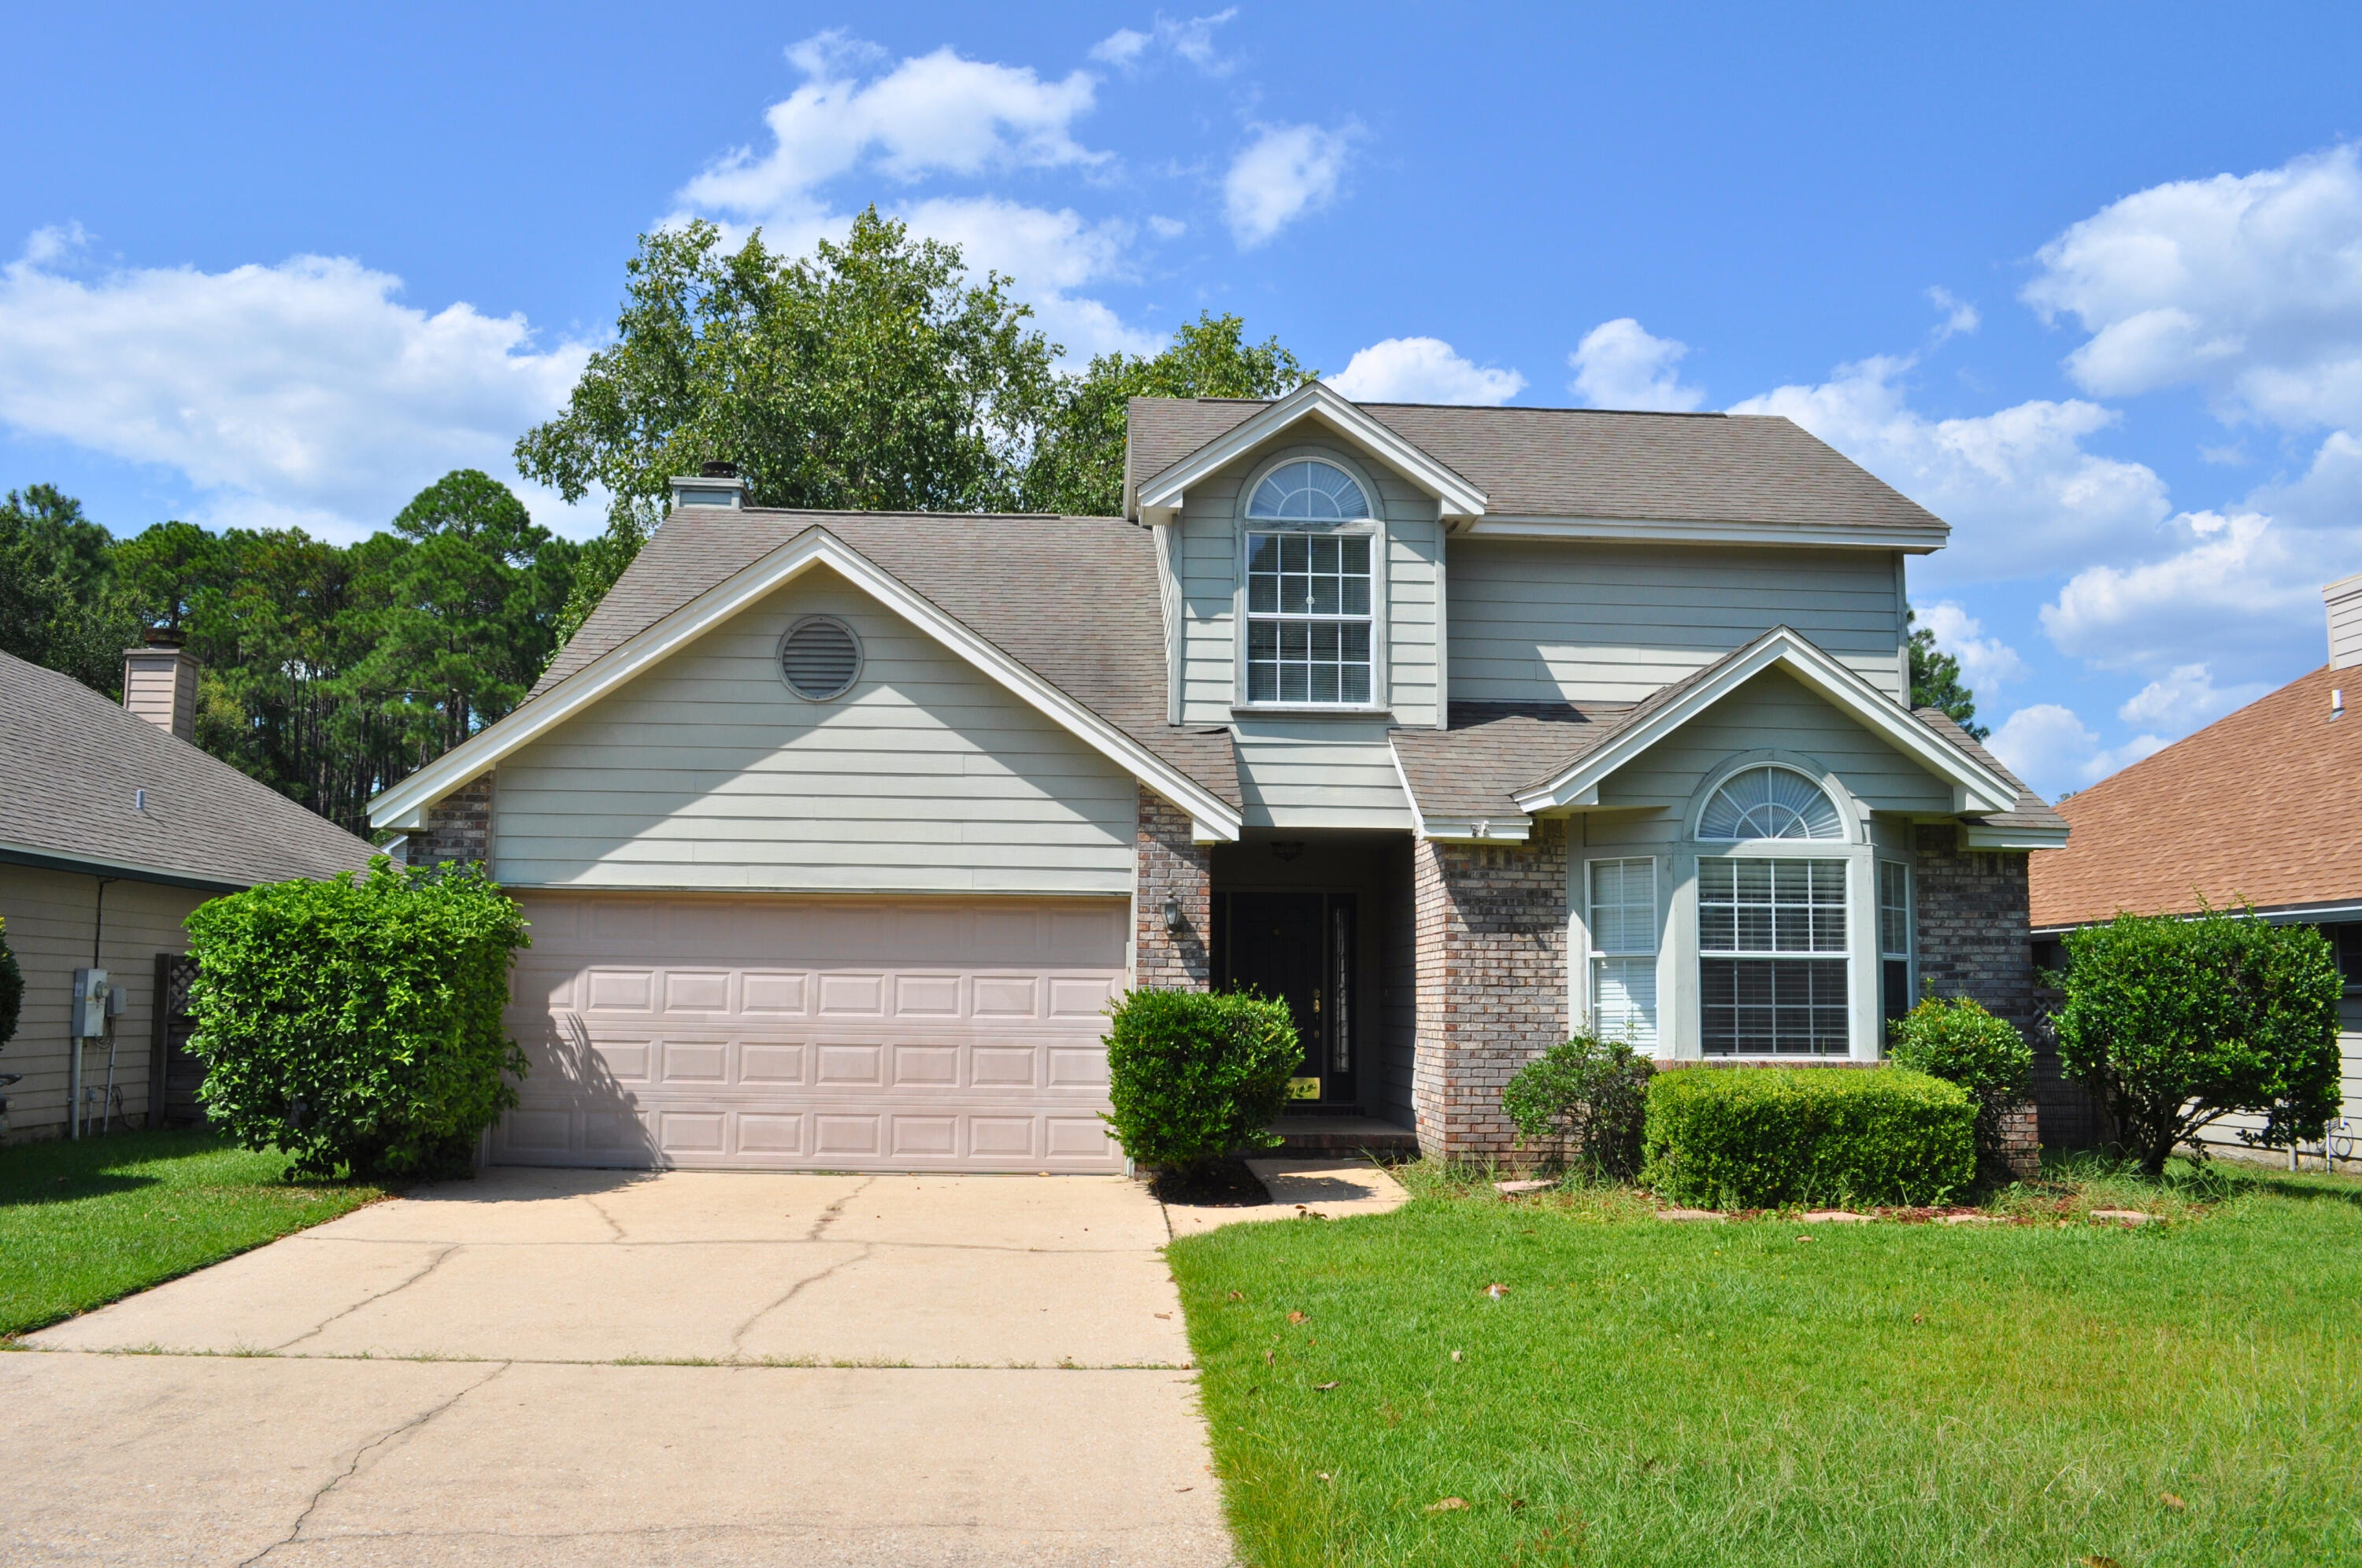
top-left (493, 568), bottom-right (1139, 895)
top-left (2193, 996), bottom-right (2362, 1166)
top-left (0, 865), bottom-right (207, 1141)
top-left (1447, 540), bottom-right (1908, 706)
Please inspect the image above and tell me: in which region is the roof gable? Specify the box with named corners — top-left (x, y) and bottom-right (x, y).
top-left (1126, 396), bottom-right (1948, 546)
top-left (373, 516), bottom-right (1244, 841)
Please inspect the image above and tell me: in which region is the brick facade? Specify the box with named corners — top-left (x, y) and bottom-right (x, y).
top-left (413, 773), bottom-right (494, 870)
top-left (1914, 823), bottom-right (2086, 1159)
top-left (1134, 786), bottom-right (1212, 991)
top-left (1409, 822), bottom-right (1569, 1163)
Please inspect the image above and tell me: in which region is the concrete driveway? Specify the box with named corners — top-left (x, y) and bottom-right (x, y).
top-left (11, 1167), bottom-right (1311, 1567)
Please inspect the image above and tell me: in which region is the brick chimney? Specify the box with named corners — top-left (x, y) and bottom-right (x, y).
top-left (121, 629), bottom-right (200, 741)
top-left (2328, 571), bottom-right (2362, 671)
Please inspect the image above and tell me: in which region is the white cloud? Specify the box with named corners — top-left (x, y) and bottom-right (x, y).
top-left (1987, 703), bottom-right (2168, 798)
top-left (1927, 286), bottom-right (1980, 342)
top-left (2116, 663), bottom-right (2268, 729)
top-left (1147, 215), bottom-right (1187, 239)
top-left (1091, 10), bottom-right (1237, 72)
top-left (1916, 601), bottom-right (2030, 693)
top-left (1224, 122), bottom-right (1356, 248)
top-left (2024, 144), bottom-right (2362, 431)
top-left (1729, 355), bottom-right (2171, 582)
top-left (681, 32), bottom-right (1105, 224)
top-left (1328, 338), bottom-right (1525, 405)
top-left (2038, 508), bottom-right (2320, 674)
top-left (1567, 318), bottom-right (1705, 412)
top-left (0, 238), bottom-right (589, 542)
top-left (900, 197), bottom-right (1157, 357)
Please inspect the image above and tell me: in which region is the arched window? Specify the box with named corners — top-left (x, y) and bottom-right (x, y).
top-left (1697, 766), bottom-right (1843, 841)
top-left (1248, 460), bottom-right (1371, 521)
top-left (1242, 460), bottom-right (1376, 705)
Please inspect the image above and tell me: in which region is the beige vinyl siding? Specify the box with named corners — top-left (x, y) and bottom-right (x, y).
top-left (0, 866), bottom-right (207, 1140)
top-left (494, 568), bottom-right (1138, 895)
top-left (1594, 668), bottom-right (1956, 833)
top-left (2192, 995), bottom-right (2362, 1166)
top-left (1234, 722), bottom-right (1413, 830)
top-left (1172, 442), bottom-right (1446, 729)
top-left (1448, 541), bottom-right (1909, 705)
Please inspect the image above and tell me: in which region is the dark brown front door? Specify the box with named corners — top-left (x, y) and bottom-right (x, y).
top-left (1215, 891), bottom-right (1356, 1105)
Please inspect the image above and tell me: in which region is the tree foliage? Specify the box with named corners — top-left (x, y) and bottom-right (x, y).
top-left (0, 915), bottom-right (23, 1052)
top-left (1906, 605), bottom-right (1984, 738)
top-left (1886, 996), bottom-right (2033, 1174)
top-left (517, 211), bottom-right (1059, 639)
top-left (1021, 312), bottom-right (1313, 516)
top-left (1, 472), bottom-right (575, 835)
top-left (2052, 909), bottom-right (2344, 1178)
top-left (184, 859), bottom-right (531, 1180)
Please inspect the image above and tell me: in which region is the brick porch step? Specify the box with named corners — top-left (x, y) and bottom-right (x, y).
top-left (1269, 1115), bottom-right (1420, 1156)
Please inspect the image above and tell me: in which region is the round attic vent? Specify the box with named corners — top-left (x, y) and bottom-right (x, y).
top-left (779, 616), bottom-right (861, 700)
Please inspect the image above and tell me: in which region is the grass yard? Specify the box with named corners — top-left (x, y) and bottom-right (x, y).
top-left (0, 1129), bottom-right (391, 1338)
top-left (1168, 1159), bottom-right (2362, 1567)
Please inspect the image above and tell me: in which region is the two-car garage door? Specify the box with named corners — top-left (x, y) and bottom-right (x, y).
top-left (493, 893), bottom-right (1128, 1172)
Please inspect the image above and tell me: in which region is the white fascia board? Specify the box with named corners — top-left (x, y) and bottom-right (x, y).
top-left (1135, 383), bottom-right (1489, 520)
top-left (1387, 739), bottom-right (1533, 844)
top-left (1511, 631), bottom-right (2020, 815)
top-left (369, 529), bottom-right (1242, 841)
top-left (1464, 515), bottom-right (1949, 553)
top-left (1960, 823), bottom-right (2070, 850)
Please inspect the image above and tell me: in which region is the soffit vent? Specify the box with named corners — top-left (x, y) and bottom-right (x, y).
top-left (779, 616), bottom-right (861, 700)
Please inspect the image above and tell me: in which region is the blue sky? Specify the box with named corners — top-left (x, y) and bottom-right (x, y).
top-left (6, 2), bottom-right (2362, 802)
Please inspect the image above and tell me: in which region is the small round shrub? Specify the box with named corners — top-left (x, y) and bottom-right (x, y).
top-left (0, 915), bottom-right (22, 1051)
top-left (1103, 988), bottom-right (1299, 1174)
top-left (185, 857), bottom-right (530, 1180)
top-left (1501, 1032), bottom-right (1654, 1179)
top-left (1887, 996), bottom-right (2032, 1171)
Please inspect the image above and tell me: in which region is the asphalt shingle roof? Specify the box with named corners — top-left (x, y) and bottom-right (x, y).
top-left (0, 650), bottom-right (376, 889)
top-left (1127, 396), bottom-right (1948, 538)
top-left (2030, 664), bottom-right (2356, 928)
top-left (531, 508), bottom-right (1242, 808)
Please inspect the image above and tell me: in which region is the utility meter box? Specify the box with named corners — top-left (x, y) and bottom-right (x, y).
top-left (71, 967), bottom-right (110, 1038)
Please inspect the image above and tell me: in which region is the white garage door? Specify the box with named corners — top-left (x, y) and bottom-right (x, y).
top-left (494, 893), bottom-right (1129, 1172)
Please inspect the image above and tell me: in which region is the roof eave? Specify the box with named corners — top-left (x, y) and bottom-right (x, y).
top-left (1463, 516), bottom-right (1949, 552)
top-left (1135, 384), bottom-right (1490, 523)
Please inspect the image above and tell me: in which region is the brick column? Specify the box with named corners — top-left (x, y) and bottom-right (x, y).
top-left (414, 773), bottom-right (494, 870)
top-left (1409, 821), bottom-right (1569, 1163)
top-left (1134, 786), bottom-right (1211, 991)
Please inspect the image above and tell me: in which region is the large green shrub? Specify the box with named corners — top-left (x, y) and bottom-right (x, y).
top-left (184, 858), bottom-right (530, 1179)
top-left (1641, 1067), bottom-right (1975, 1209)
top-left (1887, 996), bottom-right (2033, 1172)
top-left (2053, 908), bottom-right (2342, 1178)
top-left (1501, 1032), bottom-right (1654, 1179)
top-left (0, 915), bottom-right (21, 1050)
top-left (1103, 989), bottom-right (1299, 1174)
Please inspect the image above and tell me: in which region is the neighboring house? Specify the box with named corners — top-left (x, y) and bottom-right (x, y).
top-left (0, 643), bottom-right (374, 1141)
top-left (368, 383), bottom-right (2066, 1174)
top-left (2030, 573), bottom-right (2362, 1165)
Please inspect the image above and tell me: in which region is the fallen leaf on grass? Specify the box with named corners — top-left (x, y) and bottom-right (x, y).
top-left (1795, 1235), bottom-right (1814, 1244)
top-left (1314, 1380), bottom-right (1339, 1391)
top-left (1227, 1290), bottom-right (1244, 1301)
top-left (1426, 1496), bottom-right (1469, 1513)
top-left (1484, 1282), bottom-right (1511, 1299)
top-left (2160, 1492), bottom-right (2187, 1510)
top-left (1288, 1311), bottom-right (1309, 1325)
top-left (2079, 1556), bottom-right (2124, 1568)
top-left (1316, 1471), bottom-right (1333, 1483)
top-left (1450, 1349), bottom-right (1464, 1363)
top-left (1263, 1350), bottom-right (1275, 1366)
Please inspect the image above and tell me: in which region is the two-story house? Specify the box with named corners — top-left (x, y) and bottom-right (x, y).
top-left (368, 383), bottom-right (2065, 1173)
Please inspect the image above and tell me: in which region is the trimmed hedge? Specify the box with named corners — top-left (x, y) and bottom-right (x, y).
top-left (1103, 988), bottom-right (1299, 1173)
top-left (1641, 1066), bottom-right (1975, 1209)
top-left (185, 857), bottom-right (530, 1180)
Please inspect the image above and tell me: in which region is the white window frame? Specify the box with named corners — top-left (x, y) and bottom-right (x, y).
top-left (1586, 857), bottom-right (1659, 1053)
top-left (1231, 448), bottom-right (1390, 714)
top-left (1696, 854), bottom-right (1853, 1058)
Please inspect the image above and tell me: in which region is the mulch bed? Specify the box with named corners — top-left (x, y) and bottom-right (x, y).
top-left (1149, 1156), bottom-right (1272, 1207)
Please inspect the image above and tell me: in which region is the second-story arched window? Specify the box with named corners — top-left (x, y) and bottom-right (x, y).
top-left (1243, 460), bottom-right (1375, 705)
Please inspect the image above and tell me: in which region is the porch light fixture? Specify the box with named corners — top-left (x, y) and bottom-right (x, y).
top-left (1271, 841), bottom-right (1305, 863)
top-left (1163, 897), bottom-right (1186, 934)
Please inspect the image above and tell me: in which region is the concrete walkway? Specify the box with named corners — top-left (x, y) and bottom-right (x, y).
top-left (9, 1168), bottom-right (1261, 1567)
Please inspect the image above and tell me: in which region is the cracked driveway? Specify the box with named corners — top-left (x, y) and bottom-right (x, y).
top-left (6, 1168), bottom-right (1234, 1566)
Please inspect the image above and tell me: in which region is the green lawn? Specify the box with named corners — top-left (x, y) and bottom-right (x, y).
top-left (1168, 1160), bottom-right (2362, 1568)
top-left (0, 1129), bottom-right (391, 1338)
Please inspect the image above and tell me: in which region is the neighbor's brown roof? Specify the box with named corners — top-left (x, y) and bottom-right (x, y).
top-left (531, 508), bottom-right (1242, 808)
top-left (1126, 397), bottom-right (1948, 538)
top-left (2031, 664), bottom-right (2362, 928)
top-left (0, 650), bottom-right (375, 889)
